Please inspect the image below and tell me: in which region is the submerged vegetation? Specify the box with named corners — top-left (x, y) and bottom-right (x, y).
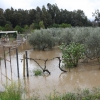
top-left (28, 29), bottom-right (54, 50)
top-left (28, 27), bottom-right (100, 71)
top-left (1, 83), bottom-right (100, 100)
top-left (33, 69), bottom-right (42, 76)
top-left (28, 27), bottom-right (100, 60)
top-left (47, 88), bottom-right (100, 100)
top-left (60, 42), bottom-right (84, 71)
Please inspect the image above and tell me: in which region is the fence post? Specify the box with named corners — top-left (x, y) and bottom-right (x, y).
top-left (16, 48), bottom-right (19, 78)
top-left (0, 57), bottom-right (1, 65)
top-left (25, 51), bottom-right (29, 77)
top-left (3, 46), bottom-right (6, 69)
top-left (9, 47), bottom-right (11, 64)
top-left (23, 54), bottom-right (25, 77)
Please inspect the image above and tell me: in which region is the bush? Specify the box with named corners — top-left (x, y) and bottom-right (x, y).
top-left (39, 21), bottom-right (45, 29)
top-left (84, 28), bottom-right (100, 60)
top-left (4, 24), bottom-right (13, 31)
top-left (73, 27), bottom-right (90, 44)
top-left (60, 28), bottom-right (73, 45)
top-left (28, 29), bottom-right (55, 50)
top-left (14, 25), bottom-right (24, 33)
top-left (60, 42), bottom-right (84, 71)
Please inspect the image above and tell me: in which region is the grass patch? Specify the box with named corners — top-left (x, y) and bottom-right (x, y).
top-left (0, 82), bottom-right (23, 100)
top-left (33, 69), bottom-right (42, 76)
top-left (47, 88), bottom-right (100, 100)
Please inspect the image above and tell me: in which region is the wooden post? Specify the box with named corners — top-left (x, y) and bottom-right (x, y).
top-left (0, 57), bottom-right (1, 66)
top-left (3, 46), bottom-right (6, 69)
top-left (16, 48), bottom-right (19, 78)
top-left (9, 47), bottom-right (11, 64)
top-left (9, 47), bottom-right (12, 78)
top-left (25, 51), bottom-right (29, 77)
top-left (23, 54), bottom-right (25, 77)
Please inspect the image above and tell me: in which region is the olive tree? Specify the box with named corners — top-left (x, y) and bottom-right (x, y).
top-left (60, 28), bottom-right (73, 45)
top-left (84, 28), bottom-right (100, 60)
top-left (28, 29), bottom-right (54, 50)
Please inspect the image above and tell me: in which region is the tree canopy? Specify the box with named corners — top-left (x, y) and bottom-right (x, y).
top-left (0, 3), bottom-right (93, 30)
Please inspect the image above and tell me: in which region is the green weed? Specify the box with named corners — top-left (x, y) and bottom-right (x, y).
top-left (33, 69), bottom-right (42, 76)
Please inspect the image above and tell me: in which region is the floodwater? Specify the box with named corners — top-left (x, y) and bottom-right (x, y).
top-left (0, 41), bottom-right (100, 99)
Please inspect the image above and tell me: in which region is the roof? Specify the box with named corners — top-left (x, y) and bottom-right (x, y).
top-left (0, 31), bottom-right (18, 34)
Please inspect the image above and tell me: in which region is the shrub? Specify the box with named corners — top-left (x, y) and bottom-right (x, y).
top-left (73, 27), bottom-right (90, 44)
top-left (28, 29), bottom-right (54, 50)
top-left (84, 28), bottom-right (100, 60)
top-left (60, 42), bottom-right (84, 71)
top-left (60, 28), bottom-right (73, 45)
top-left (14, 25), bottom-right (24, 33)
top-left (39, 21), bottom-right (45, 29)
top-left (4, 24), bottom-right (13, 31)
top-left (53, 23), bottom-right (59, 28)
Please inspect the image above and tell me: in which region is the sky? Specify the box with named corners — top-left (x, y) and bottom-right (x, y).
top-left (0, 0), bottom-right (100, 21)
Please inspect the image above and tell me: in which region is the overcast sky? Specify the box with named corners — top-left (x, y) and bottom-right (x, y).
top-left (0, 0), bottom-right (100, 21)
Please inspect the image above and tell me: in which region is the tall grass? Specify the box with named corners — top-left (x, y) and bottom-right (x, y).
top-left (47, 88), bottom-right (100, 100)
top-left (0, 82), bottom-right (22, 100)
top-left (1, 82), bottom-right (100, 100)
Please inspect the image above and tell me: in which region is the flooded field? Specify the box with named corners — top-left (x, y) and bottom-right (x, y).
top-left (0, 41), bottom-right (100, 99)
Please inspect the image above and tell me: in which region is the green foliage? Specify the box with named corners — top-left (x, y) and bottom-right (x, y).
top-left (0, 82), bottom-right (22, 100)
top-left (28, 29), bottom-right (54, 50)
top-left (0, 15), bottom-right (6, 26)
top-left (39, 21), bottom-right (45, 29)
top-left (52, 23), bottom-right (60, 28)
top-left (59, 23), bottom-right (72, 28)
top-left (24, 25), bottom-right (29, 30)
top-left (0, 4), bottom-right (92, 29)
top-left (0, 26), bottom-right (5, 31)
top-left (47, 88), bottom-right (100, 100)
top-left (73, 27), bottom-right (90, 44)
top-left (60, 28), bottom-right (73, 45)
top-left (60, 42), bottom-right (84, 71)
top-left (30, 23), bottom-right (40, 30)
top-left (71, 27), bottom-right (100, 60)
top-left (92, 9), bottom-right (100, 26)
top-left (84, 28), bottom-right (100, 59)
top-left (4, 23), bottom-right (13, 31)
top-left (51, 23), bottom-right (72, 28)
top-left (33, 69), bottom-right (42, 76)
top-left (1, 82), bottom-right (100, 100)
top-left (14, 25), bottom-right (24, 33)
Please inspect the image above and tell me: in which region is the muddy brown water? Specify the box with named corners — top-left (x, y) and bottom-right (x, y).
top-left (0, 41), bottom-right (100, 99)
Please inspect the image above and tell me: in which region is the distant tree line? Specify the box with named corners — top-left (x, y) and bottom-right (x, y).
top-left (0, 3), bottom-right (99, 32)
